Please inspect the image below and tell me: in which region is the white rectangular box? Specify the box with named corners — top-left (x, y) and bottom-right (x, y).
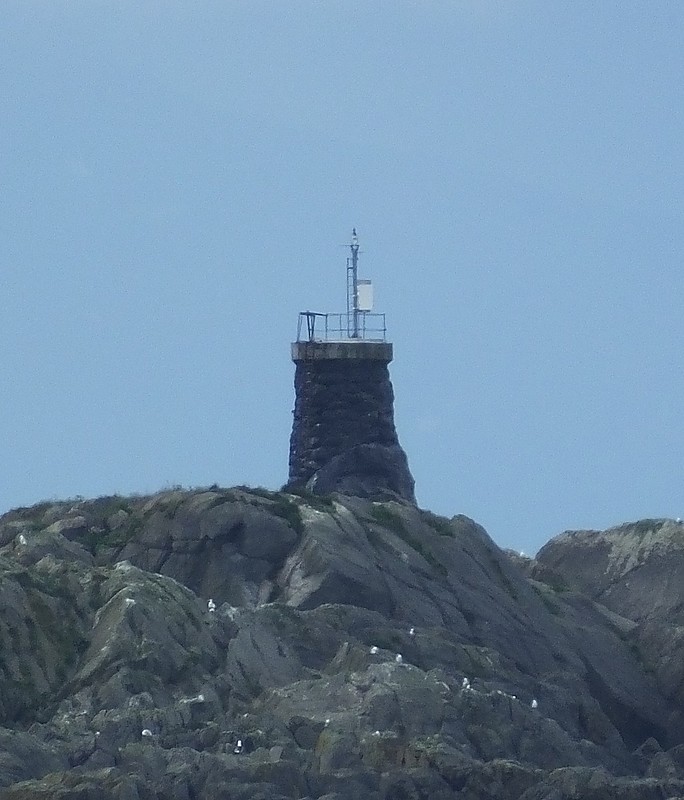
top-left (357, 279), bottom-right (373, 311)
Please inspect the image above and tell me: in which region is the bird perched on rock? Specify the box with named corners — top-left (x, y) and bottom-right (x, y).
top-left (370, 645), bottom-right (378, 654)
top-left (181, 693), bottom-right (205, 704)
top-left (207, 598), bottom-right (216, 613)
top-left (462, 677), bottom-right (470, 690)
top-left (531, 698), bottom-right (538, 709)
top-left (233, 738), bottom-right (243, 754)
top-left (408, 627), bottom-right (415, 636)
top-left (141, 729), bottom-right (153, 737)
top-left (395, 653), bottom-right (403, 663)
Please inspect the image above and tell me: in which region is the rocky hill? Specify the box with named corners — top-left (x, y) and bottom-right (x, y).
top-left (0, 489), bottom-right (683, 799)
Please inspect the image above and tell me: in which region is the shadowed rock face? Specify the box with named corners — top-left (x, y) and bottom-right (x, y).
top-left (0, 492), bottom-right (683, 799)
top-left (537, 518), bottom-right (684, 746)
top-left (307, 442), bottom-right (416, 503)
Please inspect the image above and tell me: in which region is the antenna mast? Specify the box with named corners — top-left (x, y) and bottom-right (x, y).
top-left (346, 228), bottom-right (360, 338)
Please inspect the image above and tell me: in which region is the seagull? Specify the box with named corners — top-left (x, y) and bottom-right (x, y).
top-left (324, 718), bottom-right (330, 727)
top-left (677, 518), bottom-right (682, 524)
top-left (408, 627), bottom-right (415, 636)
top-left (531, 698), bottom-right (538, 709)
top-left (370, 646), bottom-right (378, 654)
top-left (462, 677), bottom-right (470, 690)
top-left (233, 738), bottom-right (243, 754)
top-left (18, 534), bottom-right (27, 546)
top-left (181, 693), bottom-right (205, 704)
top-left (207, 599), bottom-right (216, 613)
top-left (124, 598), bottom-right (136, 607)
top-left (395, 653), bottom-right (403, 663)
top-left (141, 729), bottom-right (153, 737)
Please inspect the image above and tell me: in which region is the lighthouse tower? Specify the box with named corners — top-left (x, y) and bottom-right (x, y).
top-left (287, 230), bottom-right (415, 503)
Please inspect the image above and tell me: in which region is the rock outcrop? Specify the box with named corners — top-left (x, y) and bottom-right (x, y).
top-left (0, 492), bottom-right (683, 798)
top-left (537, 518), bottom-right (684, 749)
top-left (536, 519), bottom-right (684, 624)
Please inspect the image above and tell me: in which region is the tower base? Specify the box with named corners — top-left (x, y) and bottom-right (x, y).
top-left (287, 341), bottom-right (415, 504)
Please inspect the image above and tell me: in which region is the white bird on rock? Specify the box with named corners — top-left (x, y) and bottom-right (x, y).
top-left (207, 598), bottom-right (216, 613)
top-left (370, 646), bottom-right (378, 654)
top-left (141, 729), bottom-right (153, 737)
top-left (181, 693), bottom-right (205, 704)
top-left (531, 698), bottom-right (538, 709)
top-left (408, 627), bottom-right (415, 636)
top-left (395, 653), bottom-right (403, 663)
top-left (233, 738), bottom-right (243, 754)
top-left (462, 677), bottom-right (470, 690)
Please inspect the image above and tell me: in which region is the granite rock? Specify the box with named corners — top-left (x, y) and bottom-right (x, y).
top-left (0, 492), bottom-right (683, 798)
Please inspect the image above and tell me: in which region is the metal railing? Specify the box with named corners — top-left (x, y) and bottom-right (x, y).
top-left (296, 311), bottom-right (387, 343)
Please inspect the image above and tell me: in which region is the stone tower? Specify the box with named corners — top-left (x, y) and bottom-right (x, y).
top-left (287, 230), bottom-right (415, 503)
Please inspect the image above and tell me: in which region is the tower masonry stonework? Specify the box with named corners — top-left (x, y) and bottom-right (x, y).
top-left (286, 233), bottom-right (415, 504)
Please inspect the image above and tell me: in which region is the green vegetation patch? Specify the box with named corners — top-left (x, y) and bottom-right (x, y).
top-left (156, 493), bottom-right (187, 518)
top-left (370, 504), bottom-right (448, 578)
top-left (269, 496), bottom-right (305, 536)
top-left (423, 513), bottom-right (455, 537)
top-left (286, 486), bottom-right (336, 512)
top-left (370, 504), bottom-right (406, 534)
top-left (9, 501), bottom-right (56, 524)
top-left (532, 584), bottom-right (562, 616)
top-left (236, 485), bottom-right (276, 500)
top-left (90, 494), bottom-right (132, 519)
top-left (629, 519), bottom-right (666, 536)
top-left (16, 566), bottom-right (73, 600)
top-left (234, 486), bottom-right (306, 536)
top-left (85, 514), bottom-right (145, 555)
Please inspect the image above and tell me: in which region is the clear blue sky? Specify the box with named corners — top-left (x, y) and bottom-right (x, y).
top-left (2, 1), bottom-right (683, 554)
